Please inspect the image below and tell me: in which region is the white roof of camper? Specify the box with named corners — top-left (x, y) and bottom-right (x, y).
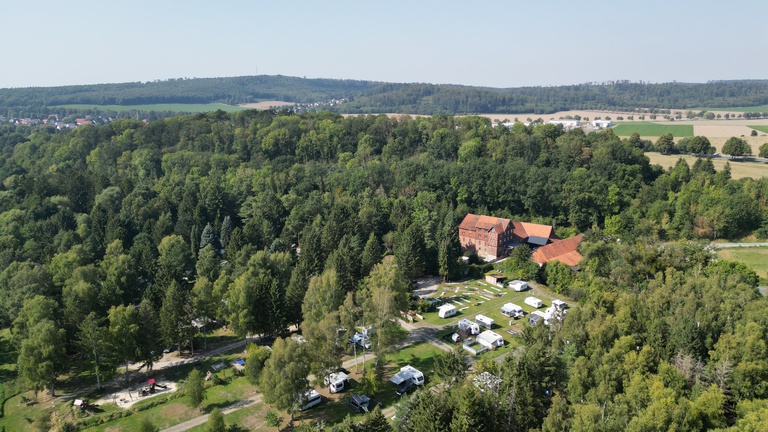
top-left (501, 303), bottom-right (522, 312)
top-left (477, 330), bottom-right (503, 343)
top-left (438, 304), bottom-right (456, 311)
top-left (390, 365), bottom-right (422, 385)
top-left (476, 314), bottom-right (494, 322)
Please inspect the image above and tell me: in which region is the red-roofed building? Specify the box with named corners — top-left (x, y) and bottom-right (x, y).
top-left (531, 234), bottom-right (584, 267)
top-left (459, 214), bottom-right (559, 259)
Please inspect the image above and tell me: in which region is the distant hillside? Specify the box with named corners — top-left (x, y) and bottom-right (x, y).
top-left (2, 76), bottom-right (768, 117)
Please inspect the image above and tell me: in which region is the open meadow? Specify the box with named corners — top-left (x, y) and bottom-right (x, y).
top-left (717, 247), bottom-right (768, 279)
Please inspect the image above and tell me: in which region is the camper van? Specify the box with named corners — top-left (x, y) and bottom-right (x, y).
top-left (528, 310), bottom-right (548, 326)
top-left (475, 314), bottom-right (495, 329)
top-left (500, 303), bottom-right (524, 319)
top-left (508, 280), bottom-right (528, 292)
top-left (299, 389), bottom-right (322, 410)
top-left (438, 304), bottom-right (457, 319)
top-left (326, 371), bottom-right (351, 393)
top-left (552, 299), bottom-right (567, 311)
top-left (524, 296), bottom-right (543, 308)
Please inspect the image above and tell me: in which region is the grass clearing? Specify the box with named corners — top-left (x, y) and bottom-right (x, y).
top-left (748, 125), bottom-right (768, 134)
top-left (612, 122), bottom-right (693, 137)
top-left (53, 103), bottom-right (247, 113)
top-left (717, 247), bottom-right (768, 279)
top-left (645, 153), bottom-right (768, 179)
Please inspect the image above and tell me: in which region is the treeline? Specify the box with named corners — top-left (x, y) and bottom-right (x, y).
top-left (3, 76), bottom-right (768, 118)
top-left (0, 110), bottom-right (767, 429)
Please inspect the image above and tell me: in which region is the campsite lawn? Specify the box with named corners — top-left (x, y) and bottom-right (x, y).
top-left (186, 403), bottom-right (267, 431)
top-left (748, 125), bottom-right (768, 134)
top-left (717, 247), bottom-right (768, 279)
top-left (54, 103), bottom-right (247, 113)
top-left (82, 376), bottom-right (256, 432)
top-left (611, 122), bottom-right (694, 137)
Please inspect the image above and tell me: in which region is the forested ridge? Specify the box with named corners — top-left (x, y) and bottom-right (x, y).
top-left (1, 110), bottom-right (767, 430)
top-left (2, 76), bottom-right (768, 118)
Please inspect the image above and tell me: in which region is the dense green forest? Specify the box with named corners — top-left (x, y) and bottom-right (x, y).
top-left (2, 76), bottom-right (768, 119)
top-left (1, 110), bottom-right (767, 430)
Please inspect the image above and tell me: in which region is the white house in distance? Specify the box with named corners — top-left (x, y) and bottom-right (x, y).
top-left (549, 119), bottom-right (581, 131)
top-left (592, 119), bottom-right (613, 128)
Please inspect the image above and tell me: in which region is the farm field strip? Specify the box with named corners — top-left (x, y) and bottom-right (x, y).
top-left (749, 125), bottom-right (768, 134)
top-left (611, 122), bottom-right (694, 137)
top-left (644, 153), bottom-right (768, 179)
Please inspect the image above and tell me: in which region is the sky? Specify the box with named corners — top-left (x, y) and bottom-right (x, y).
top-left (1, 0), bottom-right (766, 89)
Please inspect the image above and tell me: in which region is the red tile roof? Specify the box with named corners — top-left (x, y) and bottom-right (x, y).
top-left (459, 214), bottom-right (511, 234)
top-left (532, 234), bottom-right (584, 267)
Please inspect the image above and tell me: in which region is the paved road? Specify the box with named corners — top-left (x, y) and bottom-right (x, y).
top-left (711, 242), bottom-right (768, 248)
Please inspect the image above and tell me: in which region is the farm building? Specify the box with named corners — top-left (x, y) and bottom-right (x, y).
top-left (532, 234), bottom-right (584, 267)
top-left (592, 119), bottom-right (613, 128)
top-left (549, 119), bottom-right (581, 131)
top-left (459, 214), bottom-right (558, 259)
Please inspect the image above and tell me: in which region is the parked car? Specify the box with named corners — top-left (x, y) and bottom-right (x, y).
top-left (396, 380), bottom-right (416, 396)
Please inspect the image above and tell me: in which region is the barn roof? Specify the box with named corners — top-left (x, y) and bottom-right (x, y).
top-left (532, 234), bottom-right (584, 266)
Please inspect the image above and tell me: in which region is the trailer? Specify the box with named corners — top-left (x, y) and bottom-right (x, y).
top-left (508, 280), bottom-right (528, 292)
top-left (475, 314), bottom-right (495, 329)
top-left (477, 330), bottom-right (505, 349)
top-left (524, 296), bottom-right (543, 308)
top-left (438, 303), bottom-right (457, 318)
top-left (500, 303), bottom-right (524, 319)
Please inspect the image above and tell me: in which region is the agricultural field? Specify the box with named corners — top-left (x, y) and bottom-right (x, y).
top-left (749, 125), bottom-right (768, 134)
top-left (54, 103), bottom-right (247, 113)
top-left (695, 105), bottom-right (768, 113)
top-left (611, 122), bottom-right (694, 137)
top-left (717, 247), bottom-right (768, 279)
top-left (644, 153), bottom-right (768, 180)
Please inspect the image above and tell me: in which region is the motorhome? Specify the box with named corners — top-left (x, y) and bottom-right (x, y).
top-left (475, 314), bottom-right (495, 329)
top-left (524, 296), bottom-right (543, 308)
top-left (390, 365), bottom-right (425, 386)
top-left (500, 303), bottom-right (524, 319)
top-left (438, 303), bottom-right (457, 318)
top-left (552, 299), bottom-right (567, 311)
top-left (325, 371), bottom-right (351, 393)
top-left (299, 389), bottom-right (322, 410)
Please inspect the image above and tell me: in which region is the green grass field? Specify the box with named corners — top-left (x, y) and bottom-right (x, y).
top-left (717, 247), bottom-right (768, 279)
top-left (748, 125), bottom-right (768, 134)
top-left (611, 122), bottom-right (694, 138)
top-left (54, 103), bottom-right (247, 113)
